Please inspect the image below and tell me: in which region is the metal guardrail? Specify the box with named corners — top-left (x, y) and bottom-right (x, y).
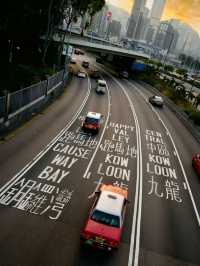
top-left (0, 70), bottom-right (65, 124)
top-left (0, 96), bottom-right (6, 122)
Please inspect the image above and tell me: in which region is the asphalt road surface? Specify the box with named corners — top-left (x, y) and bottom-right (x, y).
top-left (0, 56), bottom-right (199, 266)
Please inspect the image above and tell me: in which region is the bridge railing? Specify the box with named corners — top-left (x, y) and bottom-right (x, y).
top-left (55, 30), bottom-right (124, 49)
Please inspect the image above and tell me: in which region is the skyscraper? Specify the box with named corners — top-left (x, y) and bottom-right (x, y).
top-left (107, 20), bottom-right (122, 40)
top-left (154, 21), bottom-right (179, 53)
top-left (90, 5), bottom-right (109, 37)
top-left (146, 0), bottom-right (166, 43)
top-left (126, 0), bottom-right (147, 40)
top-left (150, 0), bottom-right (166, 26)
top-left (170, 19), bottom-right (200, 56)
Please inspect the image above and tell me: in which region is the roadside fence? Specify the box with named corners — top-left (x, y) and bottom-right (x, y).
top-left (0, 69), bottom-right (70, 137)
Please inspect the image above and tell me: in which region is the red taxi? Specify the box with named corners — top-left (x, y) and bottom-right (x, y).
top-left (81, 184), bottom-right (128, 251)
top-left (192, 154), bottom-right (200, 176)
top-left (82, 112), bottom-right (102, 134)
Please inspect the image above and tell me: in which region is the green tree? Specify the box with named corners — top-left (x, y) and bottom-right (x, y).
top-left (176, 68), bottom-right (187, 76)
top-left (179, 53), bottom-right (186, 65)
top-left (164, 65), bottom-right (174, 72)
top-left (186, 89), bottom-right (195, 103)
top-left (193, 94), bottom-right (200, 109)
top-left (0, 0), bottom-right (105, 91)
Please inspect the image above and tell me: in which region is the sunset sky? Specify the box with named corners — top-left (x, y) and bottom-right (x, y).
top-left (107, 0), bottom-right (200, 35)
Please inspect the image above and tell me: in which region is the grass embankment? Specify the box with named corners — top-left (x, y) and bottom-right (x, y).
top-left (138, 71), bottom-right (200, 127)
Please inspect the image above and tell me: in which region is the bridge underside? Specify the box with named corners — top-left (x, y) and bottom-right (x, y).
top-left (53, 33), bottom-right (149, 61)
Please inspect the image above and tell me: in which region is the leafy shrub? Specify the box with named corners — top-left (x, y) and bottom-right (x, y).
top-left (184, 108), bottom-right (200, 126)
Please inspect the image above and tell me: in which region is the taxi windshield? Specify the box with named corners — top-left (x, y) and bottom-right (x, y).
top-left (85, 117), bottom-right (99, 125)
top-left (91, 210), bottom-right (120, 228)
top-left (99, 83), bottom-right (106, 87)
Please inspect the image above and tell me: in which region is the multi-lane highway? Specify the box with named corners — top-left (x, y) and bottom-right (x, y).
top-left (0, 54), bottom-right (199, 266)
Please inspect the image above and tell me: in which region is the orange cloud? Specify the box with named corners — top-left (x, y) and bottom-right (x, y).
top-left (107, 0), bottom-right (200, 34)
top-left (106, 0), bottom-right (133, 12)
top-left (162, 0), bottom-right (200, 34)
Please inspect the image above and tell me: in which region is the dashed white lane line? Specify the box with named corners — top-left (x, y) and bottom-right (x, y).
top-left (83, 75), bottom-right (111, 178)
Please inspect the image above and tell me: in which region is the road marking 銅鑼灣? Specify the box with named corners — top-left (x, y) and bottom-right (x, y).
top-left (0, 76), bottom-right (92, 196)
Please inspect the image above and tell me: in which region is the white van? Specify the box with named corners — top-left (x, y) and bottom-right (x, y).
top-left (96, 79), bottom-right (106, 94)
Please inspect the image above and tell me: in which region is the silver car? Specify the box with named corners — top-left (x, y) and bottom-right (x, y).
top-left (77, 71), bottom-right (86, 78)
top-left (149, 95), bottom-right (164, 107)
top-left (96, 79), bottom-right (106, 94)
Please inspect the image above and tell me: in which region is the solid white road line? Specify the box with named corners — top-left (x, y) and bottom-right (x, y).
top-left (0, 76), bottom-right (92, 195)
top-left (83, 75), bottom-right (111, 178)
top-left (129, 80), bottom-right (200, 227)
top-left (102, 71), bottom-right (142, 266)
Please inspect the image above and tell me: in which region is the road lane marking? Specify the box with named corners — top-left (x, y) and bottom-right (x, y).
top-left (128, 80), bottom-right (200, 227)
top-left (88, 176), bottom-right (103, 199)
top-left (83, 75), bottom-right (111, 178)
top-left (83, 171), bottom-right (91, 179)
top-left (0, 76), bottom-right (92, 195)
top-left (102, 71), bottom-right (142, 266)
top-left (183, 182), bottom-right (187, 190)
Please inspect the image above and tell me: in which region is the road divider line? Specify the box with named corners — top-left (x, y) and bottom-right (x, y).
top-left (153, 109), bottom-right (200, 226)
top-left (129, 80), bottom-right (200, 227)
top-left (0, 76), bottom-right (92, 195)
top-left (133, 109), bottom-right (143, 266)
top-left (101, 71), bottom-right (142, 266)
top-left (83, 75), bottom-right (111, 178)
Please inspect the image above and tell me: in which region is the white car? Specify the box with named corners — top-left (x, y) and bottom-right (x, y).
top-left (96, 79), bottom-right (106, 94)
top-left (77, 71), bottom-right (86, 78)
top-left (149, 95), bottom-right (164, 107)
top-left (70, 58), bottom-right (76, 64)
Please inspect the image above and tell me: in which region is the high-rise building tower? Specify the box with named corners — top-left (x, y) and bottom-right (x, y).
top-left (126, 0), bottom-right (147, 40)
top-left (90, 5), bottom-right (109, 37)
top-left (154, 21), bottom-right (179, 53)
top-left (150, 0), bottom-right (166, 26)
top-left (146, 0), bottom-right (166, 44)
